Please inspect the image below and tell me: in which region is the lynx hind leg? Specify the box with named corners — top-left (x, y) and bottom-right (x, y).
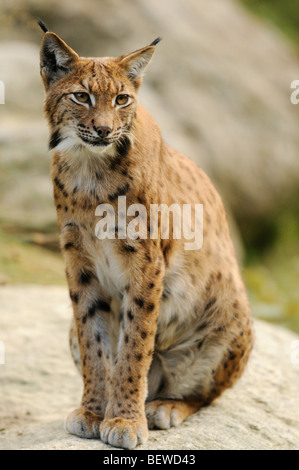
top-left (146, 399), bottom-right (202, 430)
top-left (69, 317), bottom-right (81, 374)
top-left (146, 313), bottom-right (253, 430)
top-left (145, 353), bottom-right (207, 430)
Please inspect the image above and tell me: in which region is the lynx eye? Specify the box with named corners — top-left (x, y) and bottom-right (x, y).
top-left (116, 94), bottom-right (129, 106)
top-left (73, 92), bottom-right (90, 104)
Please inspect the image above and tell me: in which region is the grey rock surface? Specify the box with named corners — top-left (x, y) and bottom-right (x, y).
top-left (0, 285), bottom-right (298, 450)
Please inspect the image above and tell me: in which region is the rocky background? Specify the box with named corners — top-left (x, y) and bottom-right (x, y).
top-left (0, 0), bottom-right (299, 450)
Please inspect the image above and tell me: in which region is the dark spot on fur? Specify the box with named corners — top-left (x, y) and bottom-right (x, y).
top-left (95, 333), bottom-right (101, 342)
top-left (109, 154), bottom-right (123, 171)
top-left (54, 176), bottom-right (64, 192)
top-left (117, 136), bottom-right (131, 156)
top-left (108, 182), bottom-right (130, 201)
top-left (134, 298), bottom-right (144, 308)
top-left (127, 310), bottom-right (134, 321)
top-left (65, 221), bottom-right (78, 228)
top-left (79, 270), bottom-right (93, 285)
top-left (49, 129), bottom-right (64, 150)
top-left (196, 321), bottom-right (209, 332)
top-left (162, 284), bottom-right (171, 300)
top-left (70, 291), bottom-right (79, 304)
top-left (88, 299), bottom-right (111, 317)
top-left (123, 244), bottom-right (137, 253)
top-left (204, 297), bottom-right (217, 312)
top-left (64, 242), bottom-right (74, 250)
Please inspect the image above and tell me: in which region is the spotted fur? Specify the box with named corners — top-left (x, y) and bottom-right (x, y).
top-left (40, 28), bottom-right (254, 449)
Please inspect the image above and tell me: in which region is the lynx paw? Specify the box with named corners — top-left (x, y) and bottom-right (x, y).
top-left (65, 408), bottom-right (103, 438)
top-left (145, 400), bottom-right (194, 429)
top-left (100, 417), bottom-right (148, 449)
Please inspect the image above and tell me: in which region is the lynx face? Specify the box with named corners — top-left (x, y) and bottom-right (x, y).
top-left (40, 33), bottom-right (159, 155)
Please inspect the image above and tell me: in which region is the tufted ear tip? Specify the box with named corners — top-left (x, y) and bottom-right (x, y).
top-left (37, 19), bottom-right (49, 34)
top-left (149, 37), bottom-right (162, 47)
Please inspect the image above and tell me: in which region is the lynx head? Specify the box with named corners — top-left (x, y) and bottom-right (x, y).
top-left (39, 21), bottom-right (161, 156)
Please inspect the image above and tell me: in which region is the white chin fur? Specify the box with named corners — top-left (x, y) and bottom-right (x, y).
top-left (54, 135), bottom-right (114, 157)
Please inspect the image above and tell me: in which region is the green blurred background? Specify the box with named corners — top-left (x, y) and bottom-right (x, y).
top-left (0, 0), bottom-right (299, 332)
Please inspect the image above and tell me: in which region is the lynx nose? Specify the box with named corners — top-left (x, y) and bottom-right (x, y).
top-left (96, 126), bottom-right (112, 138)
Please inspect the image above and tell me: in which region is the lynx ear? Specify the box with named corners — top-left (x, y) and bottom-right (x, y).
top-left (119, 38), bottom-right (161, 88)
top-left (40, 32), bottom-right (79, 89)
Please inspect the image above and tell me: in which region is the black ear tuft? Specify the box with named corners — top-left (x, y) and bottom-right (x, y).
top-left (150, 37), bottom-right (162, 47)
top-left (38, 19), bottom-right (49, 33)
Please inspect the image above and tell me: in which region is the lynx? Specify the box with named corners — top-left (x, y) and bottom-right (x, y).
top-left (39, 20), bottom-right (253, 449)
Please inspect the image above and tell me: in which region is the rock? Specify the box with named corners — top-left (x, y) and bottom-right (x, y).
top-left (0, 285), bottom-right (298, 450)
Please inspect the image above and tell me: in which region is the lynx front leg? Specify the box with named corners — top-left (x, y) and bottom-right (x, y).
top-left (65, 274), bottom-right (113, 438)
top-left (61, 223), bottom-right (111, 438)
top-left (100, 255), bottom-right (164, 449)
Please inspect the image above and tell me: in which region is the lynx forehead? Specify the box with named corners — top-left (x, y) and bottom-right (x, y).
top-left (39, 19), bottom-right (253, 450)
